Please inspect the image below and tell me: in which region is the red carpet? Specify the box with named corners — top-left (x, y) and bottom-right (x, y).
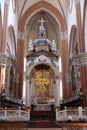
top-left (30, 110), bottom-right (56, 120)
top-left (35, 120), bottom-right (51, 128)
top-left (29, 110), bottom-right (61, 128)
top-left (28, 120), bottom-right (62, 128)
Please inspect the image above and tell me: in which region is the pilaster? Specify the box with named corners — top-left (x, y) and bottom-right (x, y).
top-left (26, 76), bottom-right (30, 106)
top-left (61, 31), bottom-right (70, 99)
top-left (77, 53), bottom-right (87, 105)
top-left (54, 76), bottom-right (60, 106)
top-left (16, 31), bottom-right (25, 98)
top-left (2, 1), bottom-right (9, 53)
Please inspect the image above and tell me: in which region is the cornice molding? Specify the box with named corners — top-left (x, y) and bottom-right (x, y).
top-left (66, 73), bottom-right (71, 83)
top-left (26, 55), bottom-right (58, 69)
top-left (74, 0), bottom-right (80, 5)
top-left (18, 31), bottom-right (24, 40)
top-left (77, 53), bottom-right (87, 66)
top-left (61, 31), bottom-right (68, 40)
top-left (5, 0), bottom-right (10, 5)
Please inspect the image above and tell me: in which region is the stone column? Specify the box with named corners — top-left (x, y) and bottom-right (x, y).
top-left (26, 76), bottom-right (30, 106)
top-left (16, 31), bottom-right (25, 98)
top-left (61, 31), bottom-right (70, 99)
top-left (0, 0), bottom-right (9, 106)
top-left (2, 0), bottom-right (9, 53)
top-left (78, 106), bottom-right (82, 118)
top-left (77, 53), bottom-right (87, 105)
top-left (75, 1), bottom-right (87, 106)
top-left (75, 0), bottom-right (84, 52)
top-left (54, 76), bottom-right (60, 106)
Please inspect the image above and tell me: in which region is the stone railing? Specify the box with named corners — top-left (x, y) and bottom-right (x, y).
top-left (0, 107), bottom-right (30, 121)
top-left (56, 107), bottom-right (87, 121)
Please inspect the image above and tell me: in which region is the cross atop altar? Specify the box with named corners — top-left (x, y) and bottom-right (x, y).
top-left (38, 18), bottom-right (46, 31)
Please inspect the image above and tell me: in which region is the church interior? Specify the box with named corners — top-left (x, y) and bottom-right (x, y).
top-left (0, 0), bottom-right (87, 129)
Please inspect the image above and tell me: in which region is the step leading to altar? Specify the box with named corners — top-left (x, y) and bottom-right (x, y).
top-left (30, 110), bottom-right (56, 121)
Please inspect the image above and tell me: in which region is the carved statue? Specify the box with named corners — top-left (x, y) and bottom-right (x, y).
top-left (38, 18), bottom-right (46, 38)
top-left (38, 18), bottom-right (46, 31)
top-left (28, 39), bottom-right (33, 52)
top-left (51, 40), bottom-right (57, 52)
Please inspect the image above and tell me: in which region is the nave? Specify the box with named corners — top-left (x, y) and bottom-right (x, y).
top-left (0, 0), bottom-right (87, 130)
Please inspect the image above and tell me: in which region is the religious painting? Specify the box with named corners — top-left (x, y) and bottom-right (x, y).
top-left (34, 70), bottom-right (51, 103)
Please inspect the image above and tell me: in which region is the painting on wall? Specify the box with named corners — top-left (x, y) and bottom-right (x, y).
top-left (34, 70), bottom-right (51, 103)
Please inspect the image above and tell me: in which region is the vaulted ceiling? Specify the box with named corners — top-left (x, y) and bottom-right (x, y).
top-left (17, 0), bottom-right (68, 56)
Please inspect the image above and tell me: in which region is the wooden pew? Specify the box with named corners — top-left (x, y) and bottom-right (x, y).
top-left (62, 122), bottom-right (87, 130)
top-left (0, 121), bottom-right (28, 130)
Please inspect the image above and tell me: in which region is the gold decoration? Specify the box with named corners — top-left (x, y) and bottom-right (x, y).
top-left (34, 70), bottom-right (51, 99)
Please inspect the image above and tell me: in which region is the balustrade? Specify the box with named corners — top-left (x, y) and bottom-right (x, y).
top-left (0, 107), bottom-right (30, 121)
top-left (56, 107), bottom-right (87, 121)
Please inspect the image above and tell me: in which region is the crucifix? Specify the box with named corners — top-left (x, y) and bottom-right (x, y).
top-left (38, 18), bottom-right (46, 31)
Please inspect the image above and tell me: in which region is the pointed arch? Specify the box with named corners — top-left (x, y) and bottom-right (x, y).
top-left (7, 25), bottom-right (16, 56)
top-left (26, 61), bottom-right (58, 78)
top-left (69, 25), bottom-right (78, 58)
top-left (18, 1), bottom-right (67, 32)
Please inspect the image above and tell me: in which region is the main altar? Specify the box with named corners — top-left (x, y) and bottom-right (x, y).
top-left (33, 104), bottom-right (53, 111)
top-left (26, 17), bottom-right (60, 109)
